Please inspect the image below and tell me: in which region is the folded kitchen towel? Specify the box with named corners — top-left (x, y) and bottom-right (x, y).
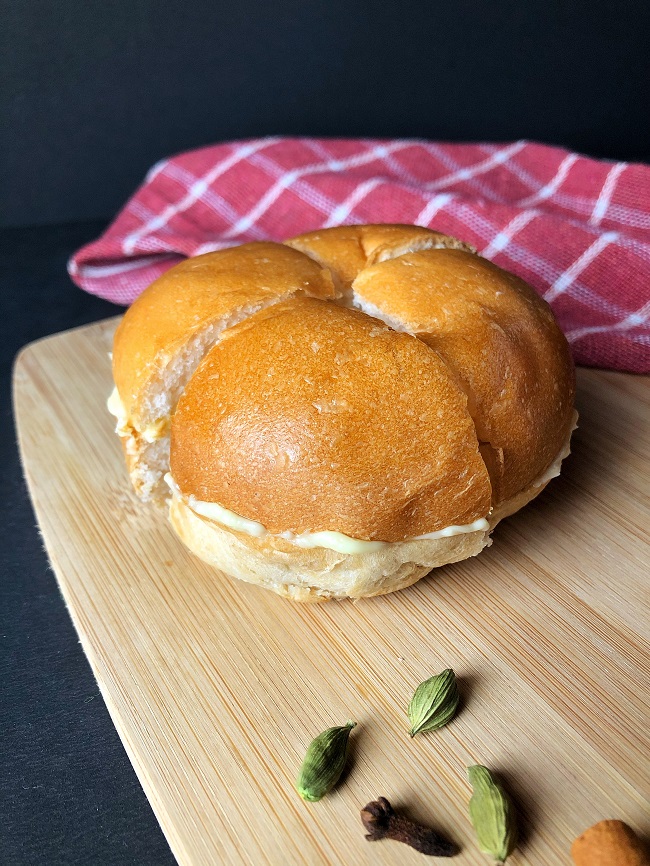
top-left (69, 137), bottom-right (650, 373)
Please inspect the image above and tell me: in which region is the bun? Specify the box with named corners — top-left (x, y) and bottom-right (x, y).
top-left (110, 224), bottom-right (576, 600)
top-left (170, 296), bottom-right (491, 541)
top-left (110, 242), bottom-right (337, 500)
top-left (287, 226), bottom-right (575, 506)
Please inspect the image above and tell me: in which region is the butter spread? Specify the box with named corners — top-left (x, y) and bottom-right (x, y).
top-left (159, 409), bottom-right (577, 555)
top-left (107, 386), bottom-right (130, 436)
top-left (530, 409), bottom-right (579, 488)
top-left (107, 387), bottom-right (167, 442)
top-left (164, 472), bottom-right (490, 553)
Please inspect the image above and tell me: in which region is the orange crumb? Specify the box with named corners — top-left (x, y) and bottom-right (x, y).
top-left (571, 820), bottom-right (649, 866)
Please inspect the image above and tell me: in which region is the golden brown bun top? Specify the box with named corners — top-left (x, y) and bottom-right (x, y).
top-left (112, 241), bottom-right (337, 425)
top-left (113, 223), bottom-right (575, 527)
top-left (170, 296), bottom-right (492, 542)
top-left (352, 249), bottom-right (576, 502)
top-left (286, 224), bottom-right (474, 287)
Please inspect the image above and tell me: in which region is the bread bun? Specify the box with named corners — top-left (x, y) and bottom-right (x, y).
top-left (289, 226), bottom-right (575, 506)
top-left (170, 296), bottom-right (491, 541)
top-left (109, 224), bottom-right (576, 600)
top-left (109, 242), bottom-right (337, 500)
top-left (285, 223), bottom-right (475, 290)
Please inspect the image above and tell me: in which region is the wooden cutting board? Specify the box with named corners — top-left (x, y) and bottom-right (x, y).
top-left (13, 316), bottom-right (650, 866)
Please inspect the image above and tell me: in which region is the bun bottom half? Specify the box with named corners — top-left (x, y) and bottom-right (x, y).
top-left (168, 478), bottom-right (552, 602)
top-left (169, 495), bottom-right (489, 601)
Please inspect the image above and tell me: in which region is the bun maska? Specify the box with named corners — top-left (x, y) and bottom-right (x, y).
top-left (109, 225), bottom-right (576, 601)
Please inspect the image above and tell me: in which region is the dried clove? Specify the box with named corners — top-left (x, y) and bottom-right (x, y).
top-left (361, 796), bottom-right (457, 857)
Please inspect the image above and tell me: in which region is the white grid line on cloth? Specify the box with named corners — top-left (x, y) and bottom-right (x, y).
top-left (392, 140), bottom-right (535, 229)
top-left (247, 143), bottom-right (359, 218)
top-left (222, 141), bottom-right (416, 238)
top-left (414, 141), bottom-right (527, 192)
top-left (249, 152), bottom-right (340, 217)
top-left (436, 202), bottom-right (633, 326)
top-left (163, 163), bottom-right (266, 242)
top-left (122, 138), bottom-right (279, 254)
top-left (482, 144), bottom-right (596, 214)
top-left (480, 210), bottom-right (539, 259)
top-left (141, 141), bottom-right (650, 247)
top-left (123, 234), bottom-right (189, 255)
top-left (472, 144), bottom-right (650, 244)
top-left (74, 254), bottom-right (180, 279)
top-left (299, 138), bottom-right (345, 163)
top-left (199, 138), bottom-right (433, 244)
top-left (457, 204), bottom-right (634, 321)
top-left (441, 203), bottom-right (580, 300)
top-left (606, 202), bottom-right (650, 230)
top-left (460, 195), bottom-right (638, 315)
top-left (257, 138), bottom-right (523, 230)
top-left (339, 141), bottom-right (508, 202)
top-left (498, 153), bottom-right (650, 228)
top-left (423, 142), bottom-right (524, 203)
top-left (590, 162), bottom-right (627, 226)
top-left (565, 299), bottom-right (650, 341)
top-left (422, 142), bottom-right (593, 225)
top-left (237, 142), bottom-right (526, 240)
top-left (475, 141), bottom-right (580, 210)
top-left (239, 141), bottom-right (410, 232)
top-left (503, 237), bottom-right (632, 320)
top-left (437, 199), bottom-right (509, 248)
top-left (545, 231), bottom-right (620, 303)
top-left (297, 137), bottom-right (400, 188)
top-left (195, 139), bottom-right (436, 243)
top-left (516, 154), bottom-right (579, 207)
top-left (144, 158), bottom-right (170, 184)
top-left (323, 178), bottom-right (385, 226)
top-left (126, 199), bottom-right (157, 222)
top-left (370, 149), bottom-right (432, 189)
top-left (316, 142), bottom-right (520, 213)
top-left (415, 193), bottom-right (454, 226)
top-left (185, 240), bottom-right (236, 256)
top-left (302, 137), bottom-right (476, 197)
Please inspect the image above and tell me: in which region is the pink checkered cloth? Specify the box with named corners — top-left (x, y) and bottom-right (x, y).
top-left (69, 137), bottom-right (650, 373)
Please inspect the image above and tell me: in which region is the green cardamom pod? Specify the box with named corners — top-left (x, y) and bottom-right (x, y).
top-left (408, 669), bottom-right (459, 736)
top-left (296, 720), bottom-right (356, 802)
top-left (467, 765), bottom-right (517, 864)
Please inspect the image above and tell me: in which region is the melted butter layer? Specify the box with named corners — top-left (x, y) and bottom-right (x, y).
top-left (532, 409), bottom-right (579, 488)
top-left (107, 387), bottom-right (167, 442)
top-left (164, 473), bottom-right (490, 553)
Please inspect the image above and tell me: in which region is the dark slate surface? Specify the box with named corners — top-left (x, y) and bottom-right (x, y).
top-left (2, 0), bottom-right (650, 227)
top-left (1, 222), bottom-right (176, 865)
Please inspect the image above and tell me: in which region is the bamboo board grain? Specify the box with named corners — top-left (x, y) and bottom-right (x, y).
top-left (13, 316), bottom-right (650, 866)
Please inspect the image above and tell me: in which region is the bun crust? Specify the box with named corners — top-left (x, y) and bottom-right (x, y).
top-left (286, 223), bottom-right (474, 289)
top-left (351, 248), bottom-right (576, 502)
top-left (110, 242), bottom-right (337, 499)
top-left (110, 224), bottom-right (576, 600)
top-left (113, 241), bottom-right (337, 422)
top-left (170, 296), bottom-right (491, 542)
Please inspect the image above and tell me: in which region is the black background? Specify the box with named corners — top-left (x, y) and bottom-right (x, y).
top-left (2, 0), bottom-right (650, 228)
top-left (2, 1), bottom-right (649, 863)
top-left (1, 222), bottom-right (177, 865)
